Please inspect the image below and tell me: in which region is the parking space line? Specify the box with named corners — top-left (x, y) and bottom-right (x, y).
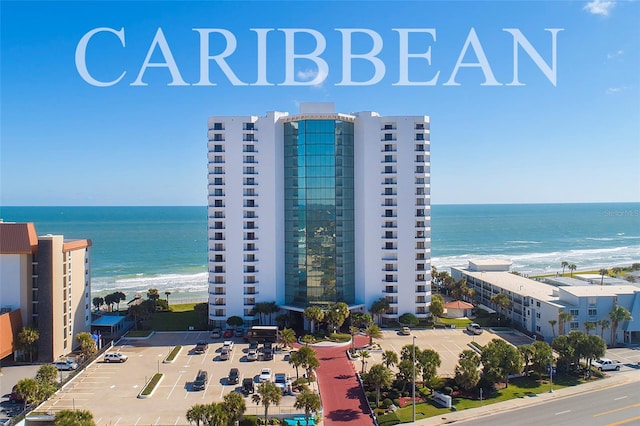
top-left (134, 417), bottom-right (142, 425)
top-left (166, 374), bottom-right (183, 399)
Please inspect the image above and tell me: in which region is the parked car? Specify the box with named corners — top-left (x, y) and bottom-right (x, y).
top-left (249, 342), bottom-right (258, 351)
top-left (228, 368), bottom-right (240, 385)
top-left (592, 358), bottom-right (622, 371)
top-left (52, 360), bottom-right (78, 371)
top-left (400, 326), bottom-right (411, 335)
top-left (220, 348), bottom-right (230, 361)
top-left (193, 370), bottom-right (208, 391)
top-left (247, 348), bottom-right (258, 361)
top-left (194, 341), bottom-right (208, 354)
top-left (242, 377), bottom-right (255, 395)
top-left (259, 367), bottom-right (272, 382)
top-left (210, 328), bottom-right (222, 339)
top-left (274, 373), bottom-right (290, 394)
top-left (223, 340), bottom-right (234, 350)
top-left (8, 392), bottom-right (24, 404)
top-left (223, 329), bottom-right (234, 338)
top-left (235, 328), bottom-right (245, 337)
top-left (104, 352), bottom-right (128, 363)
top-left (466, 323), bottom-right (483, 335)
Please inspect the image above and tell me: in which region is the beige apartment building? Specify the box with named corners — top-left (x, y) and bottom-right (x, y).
top-left (0, 221), bottom-right (92, 362)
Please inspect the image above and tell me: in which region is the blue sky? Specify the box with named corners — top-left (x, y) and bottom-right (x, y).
top-left (1, 0), bottom-right (638, 206)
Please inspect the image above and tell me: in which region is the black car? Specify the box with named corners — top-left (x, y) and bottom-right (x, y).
top-left (194, 341), bottom-right (208, 354)
top-left (193, 370), bottom-right (208, 391)
top-left (228, 368), bottom-right (240, 385)
top-left (242, 377), bottom-right (255, 395)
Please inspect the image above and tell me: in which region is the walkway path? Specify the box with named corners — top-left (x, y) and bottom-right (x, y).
top-left (313, 335), bottom-right (374, 426)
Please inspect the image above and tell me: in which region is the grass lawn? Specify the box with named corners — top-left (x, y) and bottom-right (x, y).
top-left (149, 303), bottom-right (203, 331)
top-left (377, 375), bottom-right (583, 425)
top-left (437, 317), bottom-right (472, 328)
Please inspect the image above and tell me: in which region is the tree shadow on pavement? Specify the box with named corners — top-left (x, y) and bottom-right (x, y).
top-left (326, 408), bottom-right (363, 422)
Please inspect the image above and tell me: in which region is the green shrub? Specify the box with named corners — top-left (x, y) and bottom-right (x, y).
top-left (393, 398), bottom-right (400, 407)
top-left (240, 417), bottom-right (258, 426)
top-left (443, 386), bottom-right (453, 396)
top-left (381, 398), bottom-right (394, 409)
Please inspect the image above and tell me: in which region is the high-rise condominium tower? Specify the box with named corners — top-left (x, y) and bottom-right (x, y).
top-left (207, 103), bottom-right (430, 325)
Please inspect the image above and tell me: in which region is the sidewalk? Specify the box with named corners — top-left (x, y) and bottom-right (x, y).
top-left (414, 370), bottom-right (640, 425)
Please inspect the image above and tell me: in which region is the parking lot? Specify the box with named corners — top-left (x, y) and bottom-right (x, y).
top-left (366, 327), bottom-right (534, 377)
top-left (36, 332), bottom-right (304, 426)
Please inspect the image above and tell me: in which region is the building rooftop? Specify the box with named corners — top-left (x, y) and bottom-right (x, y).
top-left (0, 222), bottom-right (38, 254)
top-left (560, 285), bottom-right (640, 297)
top-left (462, 270), bottom-right (559, 302)
top-left (444, 300), bottom-right (474, 309)
top-left (544, 276), bottom-right (591, 286)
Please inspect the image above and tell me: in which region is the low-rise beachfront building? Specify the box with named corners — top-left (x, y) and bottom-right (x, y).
top-left (207, 103), bottom-right (431, 326)
top-left (452, 260), bottom-right (640, 345)
top-left (0, 221), bottom-right (92, 362)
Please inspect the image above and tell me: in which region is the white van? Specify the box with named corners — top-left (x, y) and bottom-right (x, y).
top-left (104, 352), bottom-right (128, 363)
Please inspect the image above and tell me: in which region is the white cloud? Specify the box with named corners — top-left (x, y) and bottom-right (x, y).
top-left (607, 50), bottom-right (624, 59)
top-left (606, 86), bottom-right (630, 94)
top-left (584, 0), bottom-right (616, 16)
top-left (295, 68), bottom-right (328, 88)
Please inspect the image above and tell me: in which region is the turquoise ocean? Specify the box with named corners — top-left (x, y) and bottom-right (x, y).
top-left (1, 203), bottom-right (639, 302)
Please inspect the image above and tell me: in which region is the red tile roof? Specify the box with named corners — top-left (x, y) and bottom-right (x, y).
top-left (0, 222), bottom-right (38, 254)
top-left (444, 300), bottom-right (474, 309)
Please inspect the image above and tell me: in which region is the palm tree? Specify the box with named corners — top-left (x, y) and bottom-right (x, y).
top-left (54, 409), bottom-right (96, 426)
top-left (568, 264), bottom-right (577, 277)
top-left (584, 321), bottom-right (596, 335)
top-left (561, 261), bottom-right (569, 276)
top-left (491, 293), bottom-right (511, 323)
top-left (294, 390), bottom-right (321, 426)
top-left (253, 302), bottom-right (269, 325)
top-left (370, 298), bottom-right (390, 326)
top-left (223, 391), bottom-right (246, 425)
top-left (279, 328), bottom-right (297, 349)
top-left (599, 268), bottom-right (608, 285)
top-left (558, 311), bottom-right (573, 336)
top-left (609, 305), bottom-right (632, 347)
top-left (289, 350), bottom-right (303, 379)
top-left (597, 319), bottom-right (610, 340)
top-left (359, 349), bottom-right (371, 373)
top-left (204, 402), bottom-right (228, 426)
top-left (303, 306), bottom-right (324, 334)
top-left (366, 364), bottom-right (394, 407)
top-left (17, 326), bottom-right (39, 362)
top-left (364, 324), bottom-right (382, 346)
top-left (548, 319), bottom-right (557, 337)
top-left (382, 350), bottom-right (398, 369)
top-left (252, 382), bottom-right (282, 425)
top-left (165, 291), bottom-right (171, 304)
top-left (186, 404), bottom-right (207, 426)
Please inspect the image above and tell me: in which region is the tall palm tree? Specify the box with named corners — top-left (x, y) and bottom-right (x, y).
top-left (252, 382), bottom-right (282, 425)
top-left (561, 261), bottom-right (569, 276)
top-left (223, 391), bottom-right (246, 425)
top-left (17, 326), bottom-right (39, 362)
top-left (568, 264), bottom-right (577, 277)
top-left (558, 311), bottom-right (573, 335)
top-left (584, 321), bottom-right (596, 335)
top-left (548, 319), bottom-right (557, 337)
top-left (491, 293), bottom-right (511, 323)
top-left (204, 402), bottom-right (228, 426)
top-left (364, 324), bottom-right (383, 346)
top-left (599, 268), bottom-right (609, 285)
top-left (186, 404), bottom-right (207, 426)
top-left (279, 328), bottom-right (297, 349)
top-left (303, 306), bottom-right (324, 334)
top-left (382, 350), bottom-right (398, 369)
top-left (294, 390), bottom-right (321, 426)
top-left (366, 364), bottom-right (394, 408)
top-left (360, 349), bottom-right (371, 373)
top-left (609, 305), bottom-right (632, 347)
top-left (597, 319), bottom-right (610, 340)
top-left (164, 291), bottom-right (171, 304)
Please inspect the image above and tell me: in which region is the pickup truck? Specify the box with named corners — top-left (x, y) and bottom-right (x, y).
top-left (592, 358), bottom-right (622, 371)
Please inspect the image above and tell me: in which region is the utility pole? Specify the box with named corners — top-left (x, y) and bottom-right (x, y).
top-left (412, 335), bottom-right (416, 423)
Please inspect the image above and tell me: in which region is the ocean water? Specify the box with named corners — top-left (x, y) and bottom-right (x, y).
top-left (1, 203), bottom-right (639, 301)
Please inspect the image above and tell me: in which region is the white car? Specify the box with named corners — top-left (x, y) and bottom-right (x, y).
top-left (53, 360), bottom-right (78, 371)
top-left (466, 323), bottom-right (483, 335)
top-left (258, 368), bottom-right (272, 382)
top-left (223, 340), bottom-right (234, 350)
top-left (104, 352), bottom-right (128, 363)
top-left (247, 349), bottom-right (258, 361)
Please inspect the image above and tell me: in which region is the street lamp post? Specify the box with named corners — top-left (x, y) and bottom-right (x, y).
top-left (412, 335), bottom-right (416, 423)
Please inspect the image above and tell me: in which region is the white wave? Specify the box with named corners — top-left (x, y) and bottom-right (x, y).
top-left (91, 272), bottom-right (208, 297)
top-left (432, 245), bottom-right (640, 275)
top-left (505, 241), bottom-right (543, 244)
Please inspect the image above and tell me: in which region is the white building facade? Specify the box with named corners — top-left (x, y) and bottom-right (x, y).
top-left (207, 103), bottom-right (431, 325)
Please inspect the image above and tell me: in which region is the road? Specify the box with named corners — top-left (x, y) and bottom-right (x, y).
top-left (461, 382), bottom-right (640, 426)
